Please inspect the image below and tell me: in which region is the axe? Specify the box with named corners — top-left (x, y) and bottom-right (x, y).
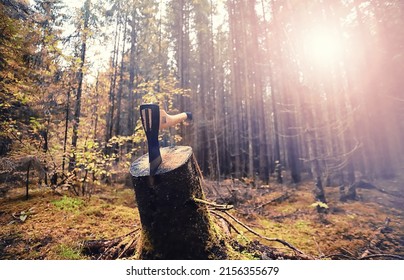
top-left (140, 104), bottom-right (192, 175)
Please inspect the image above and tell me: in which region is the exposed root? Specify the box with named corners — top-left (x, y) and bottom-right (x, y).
top-left (220, 210), bottom-right (307, 257)
top-left (193, 196), bottom-right (233, 210)
top-left (211, 210), bottom-right (242, 235)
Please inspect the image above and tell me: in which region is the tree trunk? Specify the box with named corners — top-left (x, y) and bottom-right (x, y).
top-left (115, 13), bottom-right (128, 138)
top-left (228, 0), bottom-right (242, 177)
top-left (68, 0), bottom-right (90, 172)
top-left (62, 86), bottom-right (71, 173)
top-left (127, 8), bottom-right (137, 137)
top-left (105, 14), bottom-right (121, 153)
top-left (130, 146), bottom-right (227, 260)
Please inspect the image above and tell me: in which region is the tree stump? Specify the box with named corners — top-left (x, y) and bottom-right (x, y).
top-left (130, 146), bottom-right (227, 260)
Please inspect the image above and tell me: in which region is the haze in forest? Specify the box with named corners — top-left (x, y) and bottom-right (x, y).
top-left (1, 0), bottom-right (403, 198)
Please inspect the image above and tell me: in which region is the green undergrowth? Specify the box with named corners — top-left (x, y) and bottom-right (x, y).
top-left (55, 244), bottom-right (84, 260)
top-left (52, 196), bottom-right (84, 212)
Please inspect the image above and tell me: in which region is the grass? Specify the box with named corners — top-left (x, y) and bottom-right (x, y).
top-left (55, 244), bottom-right (83, 260)
top-left (52, 196), bottom-right (84, 212)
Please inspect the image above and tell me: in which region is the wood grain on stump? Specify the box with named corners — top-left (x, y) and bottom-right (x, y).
top-left (130, 146), bottom-right (227, 260)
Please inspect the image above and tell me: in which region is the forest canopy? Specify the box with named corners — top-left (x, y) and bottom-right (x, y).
top-left (0, 0), bottom-right (403, 190)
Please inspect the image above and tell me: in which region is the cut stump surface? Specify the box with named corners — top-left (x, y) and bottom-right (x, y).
top-left (130, 146), bottom-right (192, 177)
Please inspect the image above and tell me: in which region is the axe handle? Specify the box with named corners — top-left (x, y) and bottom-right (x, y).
top-left (160, 110), bottom-right (189, 129)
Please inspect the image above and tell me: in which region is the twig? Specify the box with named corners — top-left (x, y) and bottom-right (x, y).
top-left (321, 253), bottom-right (354, 260)
top-left (82, 228), bottom-right (140, 259)
top-left (256, 192), bottom-right (290, 209)
top-left (117, 238), bottom-right (137, 259)
top-left (97, 241), bottom-right (118, 260)
top-left (113, 228), bottom-right (140, 241)
top-left (269, 209), bottom-right (301, 220)
top-left (322, 251), bottom-right (403, 260)
top-left (340, 247), bottom-right (355, 257)
top-left (96, 228), bottom-right (140, 260)
top-left (117, 231), bottom-right (140, 259)
top-left (211, 210), bottom-right (242, 235)
top-left (359, 254), bottom-right (404, 260)
top-left (193, 197), bottom-right (233, 211)
top-left (221, 211), bottom-right (307, 256)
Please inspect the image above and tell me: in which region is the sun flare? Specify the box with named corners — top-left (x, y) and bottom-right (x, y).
top-left (303, 27), bottom-right (343, 66)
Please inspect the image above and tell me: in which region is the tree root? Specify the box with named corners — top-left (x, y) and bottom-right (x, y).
top-left (217, 210), bottom-right (307, 257)
top-left (193, 196), bottom-right (234, 210)
top-left (211, 210), bottom-right (242, 235)
top-left (197, 194), bottom-right (309, 258)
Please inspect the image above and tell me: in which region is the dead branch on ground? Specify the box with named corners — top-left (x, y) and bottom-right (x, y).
top-left (82, 228), bottom-right (140, 260)
top-left (255, 192), bottom-right (291, 210)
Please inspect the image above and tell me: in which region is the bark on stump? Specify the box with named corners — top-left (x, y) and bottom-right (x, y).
top-left (130, 146), bottom-right (227, 260)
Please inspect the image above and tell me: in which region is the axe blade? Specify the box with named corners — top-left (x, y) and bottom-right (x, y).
top-left (140, 104), bottom-right (162, 175)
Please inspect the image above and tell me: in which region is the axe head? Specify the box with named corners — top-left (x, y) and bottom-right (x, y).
top-left (140, 104), bottom-right (162, 175)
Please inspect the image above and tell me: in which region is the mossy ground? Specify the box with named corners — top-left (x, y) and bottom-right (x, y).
top-left (214, 178), bottom-right (404, 258)
top-left (0, 183), bottom-right (138, 259)
top-left (0, 176), bottom-right (403, 259)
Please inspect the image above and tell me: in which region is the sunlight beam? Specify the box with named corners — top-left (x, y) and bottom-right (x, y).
top-left (303, 26), bottom-right (343, 66)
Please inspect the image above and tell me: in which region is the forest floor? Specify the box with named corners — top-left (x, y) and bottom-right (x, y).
top-left (0, 174), bottom-right (403, 260)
